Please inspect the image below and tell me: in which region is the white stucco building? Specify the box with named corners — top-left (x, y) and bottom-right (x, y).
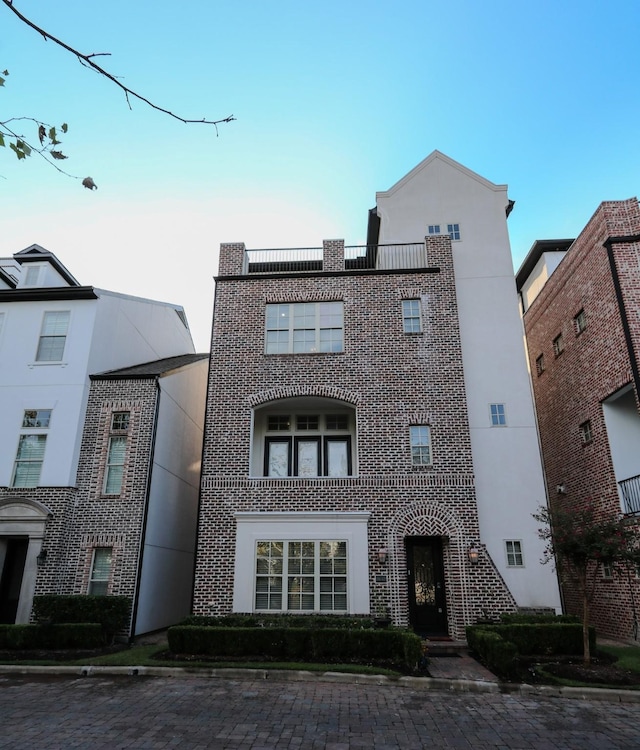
top-left (0, 245), bottom-right (205, 633)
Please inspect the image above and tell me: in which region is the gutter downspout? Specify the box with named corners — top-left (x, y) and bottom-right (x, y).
top-left (603, 234), bottom-right (640, 406)
top-left (128, 377), bottom-right (162, 641)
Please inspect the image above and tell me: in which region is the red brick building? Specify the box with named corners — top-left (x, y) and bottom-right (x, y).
top-left (517, 198), bottom-right (640, 640)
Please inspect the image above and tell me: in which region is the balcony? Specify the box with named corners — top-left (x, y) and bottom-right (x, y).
top-left (244, 242), bottom-right (428, 275)
top-left (620, 474), bottom-right (640, 515)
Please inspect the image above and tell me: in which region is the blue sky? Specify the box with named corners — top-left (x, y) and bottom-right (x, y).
top-left (2, 0), bottom-right (639, 351)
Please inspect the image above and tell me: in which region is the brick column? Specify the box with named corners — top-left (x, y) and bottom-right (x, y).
top-left (218, 243), bottom-right (246, 276)
top-left (323, 240), bottom-right (345, 272)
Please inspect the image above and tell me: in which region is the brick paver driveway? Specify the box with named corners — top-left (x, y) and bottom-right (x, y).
top-left (1, 674), bottom-right (639, 749)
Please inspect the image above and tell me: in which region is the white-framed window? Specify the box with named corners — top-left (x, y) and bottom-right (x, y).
top-left (553, 333), bottom-right (564, 357)
top-left (490, 403), bottom-right (506, 427)
top-left (410, 425), bottom-right (432, 466)
top-left (428, 225), bottom-right (441, 235)
top-left (602, 562), bottom-right (613, 579)
top-left (88, 547), bottom-right (113, 595)
top-left (103, 411), bottom-right (130, 495)
top-left (11, 434), bottom-right (47, 488)
top-left (265, 301), bottom-right (343, 354)
top-left (447, 223), bottom-right (461, 241)
top-left (402, 299), bottom-right (422, 333)
top-left (36, 310), bottom-right (70, 361)
top-left (0, 311), bottom-right (5, 336)
top-left (574, 309), bottom-right (587, 335)
top-left (255, 540), bottom-right (347, 612)
top-left (535, 354), bottom-right (545, 376)
top-left (579, 419), bottom-right (593, 445)
top-left (233, 511), bottom-right (370, 615)
top-left (22, 409), bottom-right (52, 428)
top-left (24, 265), bottom-right (42, 286)
top-left (263, 413), bottom-right (352, 477)
top-left (11, 408), bottom-right (51, 488)
top-left (505, 540), bottom-right (524, 567)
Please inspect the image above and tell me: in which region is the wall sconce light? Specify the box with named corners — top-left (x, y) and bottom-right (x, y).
top-left (556, 484), bottom-right (567, 495)
top-left (378, 547), bottom-right (388, 565)
top-left (37, 549), bottom-right (48, 566)
top-left (467, 545), bottom-right (479, 565)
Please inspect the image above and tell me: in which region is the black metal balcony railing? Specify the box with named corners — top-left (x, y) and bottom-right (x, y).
top-left (619, 474), bottom-right (640, 515)
top-left (244, 243), bottom-right (428, 274)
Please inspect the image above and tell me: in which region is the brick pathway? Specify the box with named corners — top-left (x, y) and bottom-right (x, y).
top-left (1, 673), bottom-right (640, 749)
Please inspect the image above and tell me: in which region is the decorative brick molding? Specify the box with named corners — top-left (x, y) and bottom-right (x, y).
top-left (248, 384), bottom-right (361, 409)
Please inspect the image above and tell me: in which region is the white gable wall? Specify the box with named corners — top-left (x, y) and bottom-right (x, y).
top-left (376, 152), bottom-right (561, 610)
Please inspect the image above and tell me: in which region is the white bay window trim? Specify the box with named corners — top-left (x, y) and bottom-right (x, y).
top-left (233, 512), bottom-right (370, 615)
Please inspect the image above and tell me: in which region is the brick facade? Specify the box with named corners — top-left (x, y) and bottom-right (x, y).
top-left (522, 198), bottom-right (640, 640)
top-left (195, 236), bottom-right (517, 639)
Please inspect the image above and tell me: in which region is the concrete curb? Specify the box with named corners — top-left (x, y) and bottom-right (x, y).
top-left (1, 664), bottom-right (640, 702)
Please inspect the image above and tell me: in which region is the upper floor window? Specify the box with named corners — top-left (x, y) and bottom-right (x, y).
top-left (490, 403), bottom-right (506, 426)
top-left (24, 265), bottom-right (42, 286)
top-left (553, 333), bottom-right (564, 356)
top-left (579, 419), bottom-right (593, 445)
top-left (11, 408), bottom-right (51, 488)
top-left (263, 413), bottom-right (352, 477)
top-left (410, 425), bottom-right (432, 466)
top-left (88, 548), bottom-right (113, 595)
top-left (574, 309), bottom-right (587, 335)
top-left (36, 310), bottom-right (70, 361)
top-left (104, 411), bottom-right (130, 495)
top-left (447, 223), bottom-right (461, 241)
top-left (265, 302), bottom-right (343, 354)
top-left (535, 354), bottom-right (545, 376)
top-left (505, 540), bottom-right (524, 567)
top-left (402, 299), bottom-right (422, 333)
top-left (0, 311), bottom-right (5, 336)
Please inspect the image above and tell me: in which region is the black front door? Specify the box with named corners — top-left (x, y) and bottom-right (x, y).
top-left (0, 538), bottom-right (29, 624)
top-left (406, 537), bottom-right (448, 636)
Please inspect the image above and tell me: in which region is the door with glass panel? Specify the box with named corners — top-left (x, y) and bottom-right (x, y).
top-left (406, 536), bottom-right (448, 635)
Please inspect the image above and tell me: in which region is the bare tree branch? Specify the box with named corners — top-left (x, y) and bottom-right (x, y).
top-left (2, 0), bottom-right (236, 133)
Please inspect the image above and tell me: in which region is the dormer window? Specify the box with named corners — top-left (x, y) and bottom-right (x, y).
top-left (24, 265), bottom-right (42, 286)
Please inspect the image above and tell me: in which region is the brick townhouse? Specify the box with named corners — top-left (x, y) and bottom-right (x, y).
top-left (194, 152), bottom-right (561, 637)
top-left (0, 245), bottom-right (206, 636)
top-left (517, 198), bottom-right (640, 640)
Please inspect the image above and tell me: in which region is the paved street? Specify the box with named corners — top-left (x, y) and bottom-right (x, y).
top-left (1, 673), bottom-right (640, 749)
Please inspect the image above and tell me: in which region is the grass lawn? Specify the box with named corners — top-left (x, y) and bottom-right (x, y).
top-left (598, 644), bottom-right (640, 674)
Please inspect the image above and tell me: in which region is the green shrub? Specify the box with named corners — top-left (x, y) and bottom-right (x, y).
top-left (32, 595), bottom-right (130, 642)
top-left (485, 623), bottom-right (595, 655)
top-left (180, 614), bottom-right (377, 629)
top-left (0, 623), bottom-right (103, 650)
top-left (466, 626), bottom-right (520, 680)
top-left (499, 613), bottom-right (580, 624)
top-left (168, 625), bottom-right (422, 669)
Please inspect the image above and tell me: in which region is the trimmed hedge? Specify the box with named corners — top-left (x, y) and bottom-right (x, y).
top-left (32, 595), bottom-right (130, 642)
top-left (168, 625), bottom-right (422, 668)
top-left (0, 623), bottom-right (103, 650)
top-left (499, 613), bottom-right (580, 625)
top-left (466, 622), bottom-right (597, 681)
top-left (180, 614), bottom-right (378, 629)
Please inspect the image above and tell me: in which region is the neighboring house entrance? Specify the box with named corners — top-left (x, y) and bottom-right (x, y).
top-left (0, 537), bottom-right (28, 623)
top-left (406, 536), bottom-right (448, 636)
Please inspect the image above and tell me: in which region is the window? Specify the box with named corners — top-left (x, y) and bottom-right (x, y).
top-left (265, 302), bottom-right (343, 354)
top-left (410, 425), bottom-right (432, 466)
top-left (490, 403), bottom-right (506, 426)
top-left (22, 409), bottom-right (52, 428)
top-left (263, 413), bottom-right (352, 477)
top-left (579, 420), bottom-right (593, 445)
top-left (505, 540), bottom-right (524, 567)
top-left (255, 540), bottom-right (347, 612)
top-left (36, 310), bottom-right (70, 361)
top-left (12, 434), bottom-right (47, 487)
top-left (447, 223), bottom-right (461, 241)
top-left (88, 548), bottom-right (113, 595)
top-left (602, 562), bottom-right (613, 579)
top-left (24, 265), bottom-right (41, 286)
top-left (0, 311), bottom-right (4, 336)
top-left (535, 354), bottom-right (545, 376)
top-left (104, 411), bottom-right (130, 494)
top-left (574, 309), bottom-right (587, 335)
top-left (553, 333), bottom-right (564, 357)
top-left (402, 299), bottom-right (422, 333)
top-left (428, 225), bottom-right (441, 235)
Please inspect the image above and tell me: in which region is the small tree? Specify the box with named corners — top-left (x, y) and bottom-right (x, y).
top-left (534, 502), bottom-right (640, 665)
